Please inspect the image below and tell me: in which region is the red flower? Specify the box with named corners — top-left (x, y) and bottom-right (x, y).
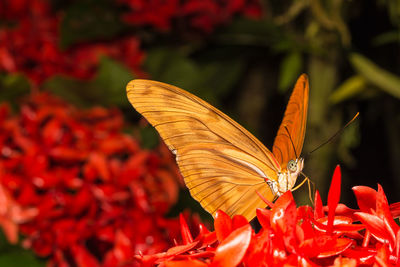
top-left (119, 0), bottom-right (262, 33)
top-left (0, 179), bottom-right (37, 244)
top-left (0, 93), bottom-right (183, 266)
top-left (0, 0), bottom-right (144, 84)
top-left (138, 165), bottom-right (400, 266)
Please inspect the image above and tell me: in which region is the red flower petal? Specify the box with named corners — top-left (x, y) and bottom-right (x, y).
top-left (343, 247), bottom-right (377, 265)
top-left (390, 202), bottom-right (400, 218)
top-left (327, 165), bottom-right (341, 233)
top-left (314, 216), bottom-right (364, 233)
top-left (314, 190), bottom-right (323, 219)
top-left (180, 213), bottom-right (193, 245)
top-left (330, 257), bottom-right (357, 267)
top-left (212, 224), bottom-right (252, 267)
top-left (376, 184), bottom-right (399, 240)
top-left (165, 259), bottom-right (208, 267)
top-left (375, 243), bottom-right (390, 266)
top-left (198, 228), bottom-right (217, 247)
top-left (329, 203), bottom-right (359, 221)
top-left (243, 229), bottom-right (270, 265)
top-left (256, 208), bottom-right (270, 229)
top-left (355, 212), bottom-right (392, 244)
top-left (232, 215), bottom-right (248, 230)
top-left (317, 237), bottom-right (353, 258)
top-left (166, 241), bottom-right (199, 257)
top-left (396, 229), bottom-right (400, 260)
top-left (72, 244), bottom-right (100, 267)
top-left (214, 210), bottom-right (232, 242)
top-left (270, 191), bottom-right (295, 233)
top-left (353, 185), bottom-right (377, 213)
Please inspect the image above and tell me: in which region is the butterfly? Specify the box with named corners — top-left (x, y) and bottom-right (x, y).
top-left (126, 74), bottom-right (309, 221)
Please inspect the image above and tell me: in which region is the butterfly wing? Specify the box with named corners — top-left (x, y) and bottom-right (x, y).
top-left (127, 80), bottom-right (281, 221)
top-left (272, 74), bottom-right (309, 168)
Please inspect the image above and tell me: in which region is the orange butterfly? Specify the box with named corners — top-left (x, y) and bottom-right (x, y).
top-left (126, 74), bottom-right (309, 221)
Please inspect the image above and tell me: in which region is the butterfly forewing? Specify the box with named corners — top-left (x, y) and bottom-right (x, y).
top-left (272, 74), bottom-right (309, 168)
top-left (127, 80), bottom-right (280, 221)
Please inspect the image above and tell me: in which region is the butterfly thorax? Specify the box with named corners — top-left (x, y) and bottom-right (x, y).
top-left (274, 158), bottom-right (304, 196)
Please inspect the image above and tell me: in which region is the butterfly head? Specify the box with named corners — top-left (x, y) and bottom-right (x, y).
top-left (287, 159), bottom-right (297, 172)
top-left (288, 158), bottom-right (304, 177)
top-left (276, 158), bottom-right (304, 195)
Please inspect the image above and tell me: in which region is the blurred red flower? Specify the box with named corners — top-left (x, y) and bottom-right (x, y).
top-left (137, 166), bottom-right (400, 266)
top-left (119, 0), bottom-right (262, 32)
top-left (0, 0), bottom-right (144, 84)
top-left (0, 0), bottom-right (261, 85)
top-left (0, 93), bottom-right (184, 266)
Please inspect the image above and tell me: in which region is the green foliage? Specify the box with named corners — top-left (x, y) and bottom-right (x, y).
top-left (350, 53), bottom-right (400, 99)
top-left (218, 18), bottom-right (295, 52)
top-left (330, 75), bottom-right (368, 104)
top-left (139, 126), bottom-right (160, 149)
top-left (278, 51), bottom-right (303, 92)
top-left (95, 57), bottom-right (136, 105)
top-left (43, 57), bottom-right (135, 107)
top-left (383, 0), bottom-right (400, 27)
top-left (0, 250), bottom-right (45, 267)
top-left (0, 74), bottom-right (30, 106)
top-left (372, 31), bottom-right (400, 46)
top-left (60, 0), bottom-right (125, 49)
top-left (0, 232), bottom-right (45, 267)
top-left (144, 47), bottom-right (244, 103)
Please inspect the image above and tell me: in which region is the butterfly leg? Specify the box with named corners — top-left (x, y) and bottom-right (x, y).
top-left (291, 175), bottom-right (308, 192)
top-left (291, 172), bottom-right (315, 204)
top-left (307, 176), bottom-right (316, 204)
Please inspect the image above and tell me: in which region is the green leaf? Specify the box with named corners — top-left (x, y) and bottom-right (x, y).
top-left (0, 74), bottom-right (30, 105)
top-left (350, 53), bottom-right (400, 99)
top-left (199, 59), bottom-right (244, 97)
top-left (43, 56), bottom-right (135, 107)
top-left (42, 77), bottom-right (91, 106)
top-left (387, 0), bottom-right (400, 27)
top-left (93, 56), bottom-right (135, 106)
top-left (139, 126), bottom-right (160, 149)
top-left (144, 48), bottom-right (200, 90)
top-left (144, 47), bottom-right (244, 104)
top-left (330, 75), bottom-right (367, 104)
top-left (372, 31), bottom-right (400, 46)
top-left (219, 18), bottom-right (292, 51)
top-left (0, 250), bottom-right (45, 267)
top-left (278, 51), bottom-right (303, 92)
top-left (0, 232), bottom-right (45, 267)
top-left (60, 0), bottom-right (125, 49)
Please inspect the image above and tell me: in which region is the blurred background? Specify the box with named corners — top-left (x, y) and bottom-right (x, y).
top-left (0, 0), bottom-right (400, 266)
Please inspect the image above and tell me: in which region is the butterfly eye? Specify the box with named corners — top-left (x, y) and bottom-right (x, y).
top-left (287, 159), bottom-right (297, 172)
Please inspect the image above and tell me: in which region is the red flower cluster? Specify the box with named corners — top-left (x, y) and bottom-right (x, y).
top-left (0, 0), bottom-right (262, 84)
top-left (0, 0), bottom-right (144, 84)
top-left (137, 166), bottom-right (400, 266)
top-left (118, 0), bottom-right (262, 32)
top-left (0, 93), bottom-right (184, 266)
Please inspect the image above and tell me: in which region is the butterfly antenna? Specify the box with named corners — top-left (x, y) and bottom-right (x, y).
top-left (284, 125), bottom-right (298, 158)
top-left (307, 112), bottom-right (359, 155)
